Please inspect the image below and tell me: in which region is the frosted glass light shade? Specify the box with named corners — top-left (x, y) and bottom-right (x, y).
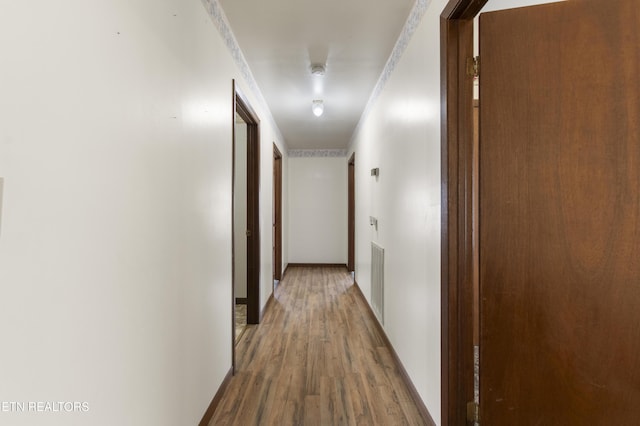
top-left (312, 100), bottom-right (324, 117)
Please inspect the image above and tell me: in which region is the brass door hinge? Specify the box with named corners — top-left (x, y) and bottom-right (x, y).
top-left (467, 56), bottom-right (480, 78)
top-left (467, 401), bottom-right (479, 423)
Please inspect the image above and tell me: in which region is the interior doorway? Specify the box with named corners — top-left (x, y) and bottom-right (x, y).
top-left (232, 80), bottom-right (261, 373)
top-left (233, 112), bottom-right (248, 346)
top-left (272, 143), bottom-right (282, 288)
top-left (347, 153), bottom-right (355, 275)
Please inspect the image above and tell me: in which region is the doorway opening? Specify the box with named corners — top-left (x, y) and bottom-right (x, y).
top-left (347, 153), bottom-right (355, 279)
top-left (232, 80), bottom-right (261, 374)
top-left (273, 143), bottom-right (282, 291)
top-left (233, 111), bottom-right (248, 346)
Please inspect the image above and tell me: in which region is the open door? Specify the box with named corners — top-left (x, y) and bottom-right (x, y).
top-left (479, 1), bottom-right (640, 423)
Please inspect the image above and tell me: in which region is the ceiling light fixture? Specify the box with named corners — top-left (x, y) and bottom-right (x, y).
top-left (312, 100), bottom-right (324, 117)
top-left (311, 64), bottom-right (326, 76)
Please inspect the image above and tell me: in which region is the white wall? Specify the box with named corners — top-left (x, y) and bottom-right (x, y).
top-left (288, 157), bottom-right (347, 264)
top-left (281, 155), bottom-right (290, 273)
top-left (0, 0), bottom-right (286, 425)
top-left (348, 0), bottom-right (443, 420)
top-left (348, 0), bottom-right (568, 424)
top-left (233, 121), bottom-right (248, 299)
top-left (482, 0), bottom-right (564, 12)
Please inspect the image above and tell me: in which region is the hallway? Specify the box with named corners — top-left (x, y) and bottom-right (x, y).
top-left (210, 266), bottom-right (429, 425)
top-left (3, 0), bottom-right (592, 424)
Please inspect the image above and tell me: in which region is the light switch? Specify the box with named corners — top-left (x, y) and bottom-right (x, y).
top-left (369, 216), bottom-right (378, 230)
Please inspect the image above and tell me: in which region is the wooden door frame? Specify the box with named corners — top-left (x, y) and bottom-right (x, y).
top-left (273, 143), bottom-right (282, 283)
top-left (347, 153), bottom-right (355, 273)
top-left (440, 1), bottom-right (487, 424)
top-left (232, 80), bottom-right (261, 373)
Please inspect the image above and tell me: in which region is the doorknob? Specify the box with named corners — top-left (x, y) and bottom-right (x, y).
top-left (246, 230), bottom-right (252, 237)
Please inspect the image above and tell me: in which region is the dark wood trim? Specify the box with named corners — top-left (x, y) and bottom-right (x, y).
top-left (235, 86), bottom-right (261, 326)
top-left (442, 0), bottom-right (487, 19)
top-left (287, 263), bottom-right (348, 269)
top-left (472, 100), bottom-right (479, 346)
top-left (198, 367), bottom-right (233, 426)
top-left (347, 153), bottom-right (355, 273)
top-left (235, 297), bottom-right (248, 305)
top-left (441, 1), bottom-right (486, 424)
top-left (352, 281), bottom-right (436, 426)
top-left (231, 80), bottom-right (237, 375)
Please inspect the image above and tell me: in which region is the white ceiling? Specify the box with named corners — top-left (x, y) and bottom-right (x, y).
top-left (219, 0), bottom-right (416, 150)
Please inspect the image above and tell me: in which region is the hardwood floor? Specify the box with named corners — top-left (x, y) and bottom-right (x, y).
top-left (209, 266), bottom-right (430, 425)
top-left (235, 303), bottom-right (247, 343)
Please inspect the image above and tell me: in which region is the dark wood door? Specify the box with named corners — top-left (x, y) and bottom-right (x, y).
top-left (273, 144), bottom-right (282, 281)
top-left (479, 1), bottom-right (640, 424)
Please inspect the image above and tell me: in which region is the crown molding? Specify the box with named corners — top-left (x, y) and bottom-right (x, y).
top-left (288, 149), bottom-right (348, 158)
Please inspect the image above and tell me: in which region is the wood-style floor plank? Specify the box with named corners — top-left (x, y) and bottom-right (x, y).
top-left (209, 266), bottom-right (429, 425)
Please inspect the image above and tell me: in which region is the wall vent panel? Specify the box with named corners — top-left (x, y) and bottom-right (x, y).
top-left (371, 242), bottom-right (384, 325)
